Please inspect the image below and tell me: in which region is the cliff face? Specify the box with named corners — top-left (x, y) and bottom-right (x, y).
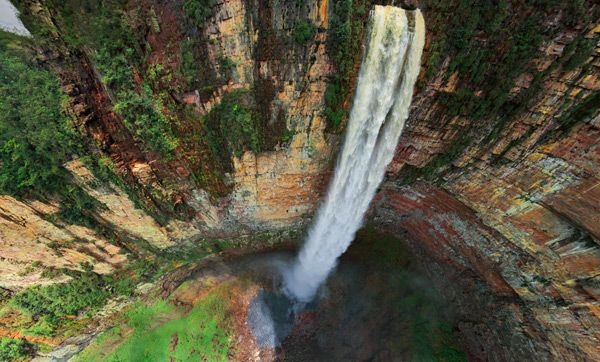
top-left (1, 0), bottom-right (600, 359)
top-left (33, 0), bottom-right (334, 232)
top-left (374, 2), bottom-right (600, 360)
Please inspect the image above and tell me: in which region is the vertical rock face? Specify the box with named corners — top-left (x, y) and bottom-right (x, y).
top-left (373, 184), bottom-right (599, 360)
top-left (373, 4), bottom-right (600, 360)
top-left (0, 0), bottom-right (336, 287)
top-left (202, 0), bottom-right (334, 229)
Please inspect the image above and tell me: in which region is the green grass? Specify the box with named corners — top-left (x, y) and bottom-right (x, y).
top-left (75, 292), bottom-right (232, 361)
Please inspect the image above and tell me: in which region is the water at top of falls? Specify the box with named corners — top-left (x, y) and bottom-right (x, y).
top-left (0, 0), bottom-right (31, 36)
top-left (283, 5), bottom-right (425, 303)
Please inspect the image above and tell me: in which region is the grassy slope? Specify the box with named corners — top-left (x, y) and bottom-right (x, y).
top-left (74, 284), bottom-right (235, 362)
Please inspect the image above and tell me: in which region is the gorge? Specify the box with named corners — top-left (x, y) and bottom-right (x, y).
top-left (0, 0), bottom-right (599, 361)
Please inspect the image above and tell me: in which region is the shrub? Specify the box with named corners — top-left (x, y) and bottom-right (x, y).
top-left (0, 338), bottom-right (33, 361)
top-left (183, 0), bottom-right (214, 27)
top-left (293, 20), bottom-right (316, 44)
top-left (12, 272), bottom-right (111, 324)
top-left (0, 50), bottom-right (78, 196)
top-left (218, 57), bottom-right (235, 79)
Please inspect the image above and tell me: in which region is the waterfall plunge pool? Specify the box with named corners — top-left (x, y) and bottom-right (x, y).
top-left (74, 228), bottom-right (467, 361)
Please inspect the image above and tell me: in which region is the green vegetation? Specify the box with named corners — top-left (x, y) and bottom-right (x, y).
top-left (178, 38), bottom-right (199, 87)
top-left (0, 338), bottom-right (32, 361)
top-left (0, 40), bottom-right (77, 196)
top-left (183, 0), bottom-right (214, 27)
top-left (0, 234), bottom-right (255, 360)
top-left (39, 1), bottom-right (231, 197)
top-left (0, 30), bottom-right (104, 226)
top-left (42, 1), bottom-right (178, 155)
top-left (11, 270), bottom-right (135, 337)
top-left (323, 0), bottom-right (369, 130)
top-left (75, 285), bottom-right (234, 362)
top-left (293, 20), bottom-right (316, 45)
top-left (557, 91), bottom-right (600, 132)
top-left (217, 56), bottom-right (235, 79)
top-left (401, 0), bottom-right (596, 180)
top-left (203, 89), bottom-right (264, 169)
top-left (149, 7), bottom-right (161, 33)
top-left (424, 0), bottom-right (549, 120)
top-left (560, 34), bottom-right (596, 72)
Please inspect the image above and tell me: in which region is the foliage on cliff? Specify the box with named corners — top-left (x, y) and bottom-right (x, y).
top-left (44, 1), bottom-right (179, 155)
top-left (0, 31), bottom-right (103, 226)
top-left (183, 0), bottom-right (214, 27)
top-left (401, 0), bottom-right (598, 180)
top-left (324, 0), bottom-right (370, 130)
top-left (203, 89), bottom-right (265, 170)
top-left (0, 338), bottom-right (32, 361)
top-left (0, 34), bottom-right (77, 195)
top-left (424, 0), bottom-right (590, 120)
top-left (14, 0), bottom-right (232, 200)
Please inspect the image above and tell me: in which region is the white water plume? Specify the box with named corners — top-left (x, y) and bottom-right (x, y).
top-left (0, 0), bottom-right (31, 36)
top-left (283, 6), bottom-right (425, 302)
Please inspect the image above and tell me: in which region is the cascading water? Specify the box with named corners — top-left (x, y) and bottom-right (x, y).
top-left (283, 5), bottom-right (425, 302)
top-left (0, 0), bottom-right (31, 36)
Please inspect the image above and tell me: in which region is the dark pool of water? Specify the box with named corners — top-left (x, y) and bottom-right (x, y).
top-left (238, 228), bottom-right (466, 361)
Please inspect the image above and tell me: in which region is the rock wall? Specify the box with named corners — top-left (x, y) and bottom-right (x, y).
top-left (0, 159), bottom-right (202, 291)
top-left (203, 0), bottom-right (335, 229)
top-left (372, 4), bottom-right (600, 360)
top-left (373, 184), bottom-right (599, 360)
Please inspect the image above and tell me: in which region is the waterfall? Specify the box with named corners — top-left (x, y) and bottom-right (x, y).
top-left (283, 6), bottom-right (425, 302)
top-left (0, 0), bottom-right (31, 36)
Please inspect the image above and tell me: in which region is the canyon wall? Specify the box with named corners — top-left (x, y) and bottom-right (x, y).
top-left (1, 0), bottom-right (337, 290)
top-left (373, 2), bottom-right (600, 359)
